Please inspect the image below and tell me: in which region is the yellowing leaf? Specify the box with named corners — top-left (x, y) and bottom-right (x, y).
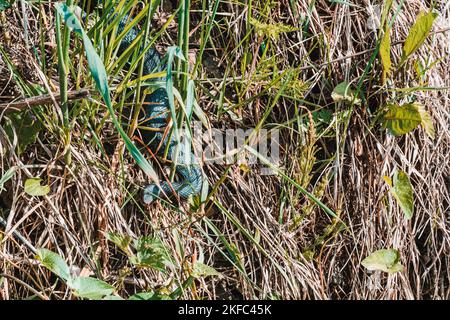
top-left (391, 171), bottom-right (414, 219)
top-left (379, 28), bottom-right (391, 84)
top-left (362, 249), bottom-right (404, 273)
top-left (0, 166), bottom-right (17, 193)
top-left (382, 103), bottom-right (422, 136)
top-left (400, 11), bottom-right (438, 66)
top-left (384, 170), bottom-right (414, 219)
top-left (331, 82), bottom-right (361, 105)
top-left (382, 176), bottom-right (392, 187)
top-left (417, 104), bottom-right (435, 139)
top-left (24, 178), bottom-right (50, 196)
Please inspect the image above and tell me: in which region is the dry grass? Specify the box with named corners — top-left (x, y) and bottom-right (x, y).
top-left (0, 0), bottom-right (449, 300)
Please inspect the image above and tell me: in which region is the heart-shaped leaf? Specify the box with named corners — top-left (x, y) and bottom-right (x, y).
top-left (24, 178), bottom-right (50, 196)
top-left (362, 249), bottom-right (404, 273)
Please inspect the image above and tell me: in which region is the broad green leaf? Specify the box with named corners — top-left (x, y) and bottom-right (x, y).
top-left (417, 104), bottom-right (435, 139)
top-left (382, 103), bottom-right (422, 136)
top-left (0, 0), bottom-right (11, 12)
top-left (68, 276), bottom-right (115, 300)
top-left (331, 82), bottom-right (361, 105)
top-left (400, 11), bottom-right (438, 66)
top-left (362, 249), bottom-right (404, 273)
top-left (36, 248), bottom-right (71, 281)
top-left (129, 292), bottom-right (171, 300)
top-left (389, 170), bottom-right (414, 219)
top-left (4, 111), bottom-right (42, 155)
top-left (379, 28), bottom-right (391, 83)
top-left (55, 4), bottom-right (159, 184)
top-left (0, 166), bottom-right (17, 193)
top-left (129, 236), bottom-right (174, 272)
top-left (105, 232), bottom-right (132, 255)
top-left (192, 262), bottom-right (221, 279)
top-left (24, 178), bottom-right (50, 196)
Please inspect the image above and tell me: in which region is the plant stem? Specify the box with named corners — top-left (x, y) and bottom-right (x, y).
top-left (57, 0), bottom-right (73, 165)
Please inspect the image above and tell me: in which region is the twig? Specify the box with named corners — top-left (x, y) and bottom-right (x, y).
top-left (0, 89), bottom-right (92, 113)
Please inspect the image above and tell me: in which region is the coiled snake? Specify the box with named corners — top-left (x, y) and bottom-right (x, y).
top-left (93, 2), bottom-right (203, 203)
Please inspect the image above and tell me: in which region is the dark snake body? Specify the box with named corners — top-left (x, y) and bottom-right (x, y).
top-left (106, 4), bottom-right (203, 203)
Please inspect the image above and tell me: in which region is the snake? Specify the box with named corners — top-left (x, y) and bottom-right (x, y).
top-left (91, 1), bottom-right (203, 203)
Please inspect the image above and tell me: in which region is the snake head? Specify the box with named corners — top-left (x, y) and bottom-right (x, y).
top-left (143, 184), bottom-right (160, 204)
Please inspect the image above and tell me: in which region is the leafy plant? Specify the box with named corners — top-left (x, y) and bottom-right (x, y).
top-left (36, 248), bottom-right (116, 300)
top-left (362, 249), bottom-right (404, 273)
top-left (106, 232), bottom-right (174, 272)
top-left (0, 166), bottom-right (17, 193)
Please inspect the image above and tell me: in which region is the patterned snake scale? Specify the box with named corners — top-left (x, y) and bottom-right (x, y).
top-left (93, 1), bottom-right (203, 203)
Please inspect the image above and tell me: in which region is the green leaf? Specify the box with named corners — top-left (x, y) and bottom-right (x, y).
top-left (68, 277), bottom-right (115, 300)
top-left (129, 236), bottom-right (174, 272)
top-left (24, 178), bottom-right (50, 196)
top-left (331, 81), bottom-right (361, 105)
top-left (0, 0), bottom-right (11, 12)
top-left (55, 4), bottom-right (159, 184)
top-left (36, 248), bottom-right (71, 281)
top-left (362, 249), bottom-right (404, 273)
top-left (379, 28), bottom-right (391, 83)
top-left (388, 170), bottom-right (414, 219)
top-left (192, 262), bottom-right (221, 279)
top-left (382, 103), bottom-right (422, 136)
top-left (4, 111), bottom-right (42, 155)
top-left (400, 11), bottom-right (438, 66)
top-left (0, 166), bottom-right (17, 193)
top-left (105, 232), bottom-right (132, 255)
top-left (417, 104), bottom-right (435, 139)
top-left (129, 292), bottom-right (171, 300)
